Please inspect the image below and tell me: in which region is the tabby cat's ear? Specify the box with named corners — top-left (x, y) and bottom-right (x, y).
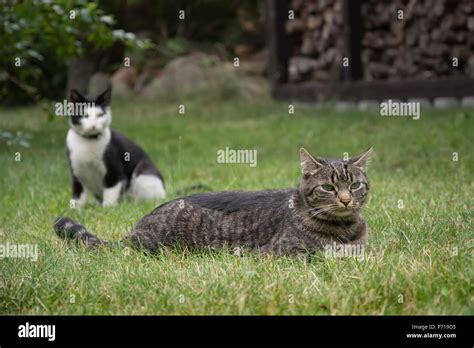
top-left (95, 87), bottom-right (112, 106)
top-left (349, 147), bottom-right (373, 172)
top-left (299, 148), bottom-right (325, 176)
top-left (69, 89), bottom-right (85, 103)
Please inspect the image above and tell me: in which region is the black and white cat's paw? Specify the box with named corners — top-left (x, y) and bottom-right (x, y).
top-left (72, 191), bottom-right (88, 209)
top-left (102, 182), bottom-right (123, 207)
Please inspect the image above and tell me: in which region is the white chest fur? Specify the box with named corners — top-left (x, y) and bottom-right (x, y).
top-left (66, 128), bottom-right (111, 197)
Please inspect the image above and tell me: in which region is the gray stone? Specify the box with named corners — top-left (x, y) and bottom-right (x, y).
top-left (240, 58), bottom-right (266, 77)
top-left (140, 52), bottom-right (268, 100)
top-left (358, 100), bottom-right (379, 111)
top-left (110, 67), bottom-right (137, 99)
top-left (141, 52), bottom-right (217, 98)
top-left (433, 97), bottom-right (459, 108)
top-left (335, 101), bottom-right (356, 112)
top-left (461, 96), bottom-right (474, 108)
top-left (111, 67), bottom-right (137, 88)
top-left (407, 98), bottom-right (432, 107)
top-left (112, 83), bottom-right (134, 99)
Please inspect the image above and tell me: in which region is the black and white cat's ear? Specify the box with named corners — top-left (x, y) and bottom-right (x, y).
top-left (349, 147), bottom-right (373, 172)
top-left (69, 89), bottom-right (85, 103)
top-left (299, 148), bottom-right (325, 176)
top-left (95, 87), bottom-right (112, 106)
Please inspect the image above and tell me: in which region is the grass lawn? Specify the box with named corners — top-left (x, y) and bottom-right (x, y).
top-left (0, 97), bottom-right (472, 315)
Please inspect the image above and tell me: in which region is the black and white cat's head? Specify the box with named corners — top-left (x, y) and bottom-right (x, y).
top-left (68, 88), bottom-right (112, 138)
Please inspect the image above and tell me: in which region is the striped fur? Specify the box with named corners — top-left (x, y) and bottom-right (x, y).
top-left (54, 148), bottom-right (373, 256)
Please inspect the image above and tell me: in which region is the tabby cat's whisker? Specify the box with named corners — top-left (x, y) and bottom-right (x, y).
top-left (309, 207), bottom-right (333, 218)
top-left (302, 206), bottom-right (329, 214)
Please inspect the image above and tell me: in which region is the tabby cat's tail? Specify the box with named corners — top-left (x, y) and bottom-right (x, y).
top-left (54, 216), bottom-right (108, 248)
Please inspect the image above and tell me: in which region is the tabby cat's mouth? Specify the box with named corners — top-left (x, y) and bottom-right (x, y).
top-left (330, 208), bottom-right (355, 217)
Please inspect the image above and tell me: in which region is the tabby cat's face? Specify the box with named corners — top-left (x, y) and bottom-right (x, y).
top-left (299, 148), bottom-right (373, 218)
top-left (68, 88), bottom-right (112, 138)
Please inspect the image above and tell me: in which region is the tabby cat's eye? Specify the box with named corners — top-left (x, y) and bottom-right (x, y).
top-left (321, 184), bottom-right (335, 191)
top-left (350, 181), bottom-right (361, 190)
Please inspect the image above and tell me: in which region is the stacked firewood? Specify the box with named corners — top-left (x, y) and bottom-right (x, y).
top-left (285, 0), bottom-right (344, 82)
top-left (285, 0), bottom-right (474, 82)
top-left (361, 0), bottom-right (474, 80)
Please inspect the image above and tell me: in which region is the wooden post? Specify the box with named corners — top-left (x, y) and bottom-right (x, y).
top-left (266, 0), bottom-right (290, 95)
top-left (343, 0), bottom-right (363, 81)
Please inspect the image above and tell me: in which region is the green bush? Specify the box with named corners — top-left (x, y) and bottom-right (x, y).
top-left (0, 0), bottom-right (149, 105)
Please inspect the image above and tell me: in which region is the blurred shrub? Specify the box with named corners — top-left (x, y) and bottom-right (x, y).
top-left (117, 0), bottom-right (265, 66)
top-left (123, 0), bottom-right (263, 47)
top-left (0, 0), bottom-right (265, 105)
top-left (0, 0), bottom-right (150, 105)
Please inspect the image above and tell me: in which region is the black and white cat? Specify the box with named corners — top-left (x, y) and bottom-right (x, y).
top-left (67, 88), bottom-right (166, 207)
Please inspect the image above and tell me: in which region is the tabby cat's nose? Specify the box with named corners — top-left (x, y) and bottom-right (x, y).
top-left (338, 191), bottom-right (352, 206)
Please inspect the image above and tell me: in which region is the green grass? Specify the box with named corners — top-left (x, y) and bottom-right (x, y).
top-left (0, 97), bottom-right (473, 315)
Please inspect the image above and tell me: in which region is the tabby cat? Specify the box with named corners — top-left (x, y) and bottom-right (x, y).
top-left (54, 147), bottom-right (373, 256)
